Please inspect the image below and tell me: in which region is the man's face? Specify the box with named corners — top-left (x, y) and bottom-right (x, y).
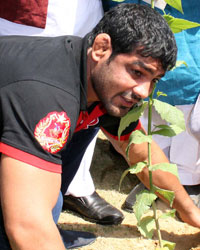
top-left (91, 51), bottom-right (165, 117)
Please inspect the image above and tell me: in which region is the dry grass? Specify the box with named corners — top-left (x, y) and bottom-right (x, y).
top-left (58, 131), bottom-right (200, 250)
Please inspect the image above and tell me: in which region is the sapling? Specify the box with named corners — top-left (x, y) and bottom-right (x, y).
top-left (119, 88), bottom-right (183, 250)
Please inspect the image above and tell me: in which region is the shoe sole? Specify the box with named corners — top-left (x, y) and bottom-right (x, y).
top-left (121, 203), bottom-right (134, 213)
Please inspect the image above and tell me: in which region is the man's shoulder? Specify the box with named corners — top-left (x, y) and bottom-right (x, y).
top-left (0, 35), bottom-right (83, 94)
top-left (0, 35), bottom-right (82, 54)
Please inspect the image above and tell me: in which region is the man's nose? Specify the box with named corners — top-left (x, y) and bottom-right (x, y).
top-left (133, 82), bottom-right (152, 100)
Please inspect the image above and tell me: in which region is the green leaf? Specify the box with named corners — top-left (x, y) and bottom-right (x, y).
top-left (175, 60), bottom-right (188, 68)
top-left (134, 189), bottom-right (157, 221)
top-left (128, 130), bottom-right (152, 145)
top-left (119, 162), bottom-right (147, 190)
top-left (156, 239), bottom-right (176, 250)
top-left (149, 162), bottom-right (179, 179)
top-left (171, 60), bottom-right (187, 71)
top-left (119, 168), bottom-right (130, 191)
top-left (159, 209), bottom-right (176, 219)
top-left (153, 185), bottom-right (175, 207)
top-left (129, 162), bottom-right (147, 174)
top-left (118, 102), bottom-right (148, 139)
top-left (152, 124), bottom-right (184, 137)
top-left (126, 130), bottom-right (152, 159)
top-left (164, 15), bottom-right (200, 33)
top-left (156, 91), bottom-right (167, 98)
top-left (164, 0), bottom-right (183, 14)
top-left (137, 216), bottom-right (155, 239)
top-left (162, 240), bottom-right (176, 250)
top-left (111, 0), bottom-right (125, 2)
top-left (153, 99), bottom-right (185, 131)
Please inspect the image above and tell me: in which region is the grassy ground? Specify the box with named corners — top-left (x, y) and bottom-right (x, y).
top-left (58, 131), bottom-right (200, 250)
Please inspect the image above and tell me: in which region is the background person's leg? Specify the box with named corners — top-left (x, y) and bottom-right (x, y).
top-left (61, 127), bottom-right (99, 195)
top-left (61, 127), bottom-right (124, 225)
top-left (64, 131), bottom-right (97, 197)
top-left (52, 191), bottom-right (63, 223)
top-left (52, 192), bottom-right (96, 249)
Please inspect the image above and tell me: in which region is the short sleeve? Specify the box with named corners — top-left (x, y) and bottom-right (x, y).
top-left (0, 81), bottom-right (79, 173)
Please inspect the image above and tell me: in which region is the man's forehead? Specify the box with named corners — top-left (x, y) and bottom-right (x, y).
top-left (132, 59), bottom-right (165, 76)
top-left (121, 50), bottom-right (165, 75)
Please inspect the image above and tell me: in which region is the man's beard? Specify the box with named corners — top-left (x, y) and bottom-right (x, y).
top-left (91, 76), bottom-right (132, 117)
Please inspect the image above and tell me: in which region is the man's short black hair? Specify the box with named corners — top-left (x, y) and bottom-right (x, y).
top-left (88, 3), bottom-right (177, 71)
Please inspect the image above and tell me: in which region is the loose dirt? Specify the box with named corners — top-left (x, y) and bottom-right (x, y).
top-left (59, 131), bottom-right (200, 250)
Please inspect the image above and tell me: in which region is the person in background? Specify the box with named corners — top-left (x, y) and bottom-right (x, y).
top-left (102, 0), bottom-right (200, 212)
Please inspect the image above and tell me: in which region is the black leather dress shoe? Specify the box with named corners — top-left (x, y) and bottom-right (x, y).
top-left (122, 183), bottom-right (200, 215)
top-left (122, 182), bottom-right (148, 213)
top-left (58, 227), bottom-right (96, 249)
top-left (63, 191), bottom-right (124, 225)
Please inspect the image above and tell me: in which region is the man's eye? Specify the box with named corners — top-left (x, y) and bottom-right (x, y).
top-left (132, 70), bottom-right (142, 77)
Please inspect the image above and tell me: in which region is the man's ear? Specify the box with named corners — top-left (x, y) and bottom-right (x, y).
top-left (91, 33), bottom-right (112, 62)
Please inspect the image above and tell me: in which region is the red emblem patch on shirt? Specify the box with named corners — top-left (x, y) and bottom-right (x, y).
top-left (34, 111), bottom-right (71, 154)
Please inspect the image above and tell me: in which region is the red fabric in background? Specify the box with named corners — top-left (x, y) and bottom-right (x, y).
top-left (0, 0), bottom-right (48, 28)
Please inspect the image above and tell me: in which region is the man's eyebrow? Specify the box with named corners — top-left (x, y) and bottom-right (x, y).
top-left (132, 60), bottom-right (164, 77)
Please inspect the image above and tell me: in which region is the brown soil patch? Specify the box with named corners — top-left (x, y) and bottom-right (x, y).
top-left (58, 131), bottom-right (200, 250)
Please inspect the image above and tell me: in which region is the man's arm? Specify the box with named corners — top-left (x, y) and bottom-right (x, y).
top-left (0, 154), bottom-right (65, 250)
top-left (103, 129), bottom-right (200, 228)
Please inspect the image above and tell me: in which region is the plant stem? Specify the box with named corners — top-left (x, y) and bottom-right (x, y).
top-left (152, 201), bottom-right (163, 248)
top-left (151, 0), bottom-right (155, 9)
top-left (147, 92), bottom-right (153, 190)
top-left (147, 92), bottom-right (163, 248)
top-left (149, 2), bottom-right (162, 247)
